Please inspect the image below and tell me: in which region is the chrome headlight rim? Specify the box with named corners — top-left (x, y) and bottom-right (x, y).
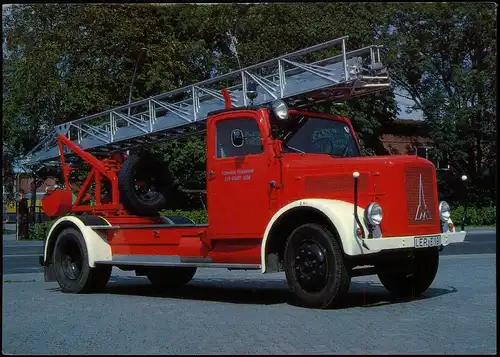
top-left (438, 201), bottom-right (451, 222)
top-left (365, 202), bottom-right (383, 226)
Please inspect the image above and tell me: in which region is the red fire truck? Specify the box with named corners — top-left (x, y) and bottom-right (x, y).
top-left (28, 36), bottom-right (466, 308)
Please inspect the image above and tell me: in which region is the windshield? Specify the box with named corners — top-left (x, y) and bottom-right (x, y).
top-left (282, 116), bottom-right (360, 157)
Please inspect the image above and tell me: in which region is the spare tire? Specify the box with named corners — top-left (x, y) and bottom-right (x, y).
top-left (118, 153), bottom-right (173, 216)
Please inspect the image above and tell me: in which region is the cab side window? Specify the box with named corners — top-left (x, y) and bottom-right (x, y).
top-left (216, 118), bottom-right (263, 158)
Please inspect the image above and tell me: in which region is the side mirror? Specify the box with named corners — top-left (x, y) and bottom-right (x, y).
top-left (231, 129), bottom-right (244, 148)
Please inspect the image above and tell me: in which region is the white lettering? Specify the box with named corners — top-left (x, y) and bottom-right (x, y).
top-left (222, 168), bottom-right (255, 183)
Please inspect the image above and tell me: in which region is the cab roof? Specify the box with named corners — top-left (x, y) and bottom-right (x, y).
top-left (207, 106), bottom-right (266, 117)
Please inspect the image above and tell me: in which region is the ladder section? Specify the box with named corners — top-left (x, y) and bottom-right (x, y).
top-left (24, 36), bottom-right (390, 166)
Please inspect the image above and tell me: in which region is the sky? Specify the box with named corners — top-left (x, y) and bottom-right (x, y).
top-left (393, 87), bottom-right (423, 120)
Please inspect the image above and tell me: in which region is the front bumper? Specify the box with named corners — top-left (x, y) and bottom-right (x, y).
top-left (362, 231), bottom-right (466, 252)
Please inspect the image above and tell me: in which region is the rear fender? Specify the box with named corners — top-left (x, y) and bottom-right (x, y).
top-left (44, 215), bottom-right (112, 267)
top-left (261, 199), bottom-right (372, 273)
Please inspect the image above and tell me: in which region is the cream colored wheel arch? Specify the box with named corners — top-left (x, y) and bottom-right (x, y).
top-left (44, 216), bottom-right (112, 267)
top-left (261, 199), bottom-right (371, 273)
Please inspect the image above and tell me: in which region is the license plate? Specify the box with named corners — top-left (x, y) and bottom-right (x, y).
top-left (414, 235), bottom-right (441, 248)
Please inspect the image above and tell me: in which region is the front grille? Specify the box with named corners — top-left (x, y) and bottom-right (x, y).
top-left (405, 166), bottom-right (437, 225)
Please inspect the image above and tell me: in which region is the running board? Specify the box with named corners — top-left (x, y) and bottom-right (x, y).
top-left (87, 224), bottom-right (208, 230)
top-left (95, 254), bottom-right (261, 270)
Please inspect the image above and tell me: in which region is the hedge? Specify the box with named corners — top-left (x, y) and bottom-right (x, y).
top-left (26, 205), bottom-right (494, 241)
top-left (28, 220), bottom-right (55, 241)
top-left (450, 205), bottom-right (496, 227)
top-left (159, 209), bottom-right (208, 224)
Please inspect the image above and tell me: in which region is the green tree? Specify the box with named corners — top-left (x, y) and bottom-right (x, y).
top-left (3, 4), bottom-right (411, 210)
top-left (378, 3), bottom-right (496, 205)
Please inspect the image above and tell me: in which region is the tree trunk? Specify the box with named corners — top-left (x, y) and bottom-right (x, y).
top-left (30, 179), bottom-right (37, 224)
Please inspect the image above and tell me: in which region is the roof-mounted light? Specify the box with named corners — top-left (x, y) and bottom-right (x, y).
top-left (246, 81), bottom-right (258, 105)
top-left (271, 100), bottom-right (289, 121)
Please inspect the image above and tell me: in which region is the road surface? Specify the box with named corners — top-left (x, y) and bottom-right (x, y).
top-left (2, 226), bottom-right (496, 354)
top-left (3, 226), bottom-right (496, 274)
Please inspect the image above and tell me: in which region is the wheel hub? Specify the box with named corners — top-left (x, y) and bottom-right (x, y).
top-left (293, 240), bottom-right (328, 292)
top-left (60, 241), bottom-right (82, 281)
top-left (135, 177), bottom-right (161, 202)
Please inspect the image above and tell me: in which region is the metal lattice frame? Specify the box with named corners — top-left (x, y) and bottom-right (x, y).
top-left (24, 36), bottom-right (389, 167)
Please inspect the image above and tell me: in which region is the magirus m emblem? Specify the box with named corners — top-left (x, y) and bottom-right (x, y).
top-left (415, 174), bottom-right (431, 221)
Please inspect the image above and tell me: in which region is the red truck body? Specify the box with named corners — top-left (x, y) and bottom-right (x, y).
top-left (43, 107), bottom-right (441, 264)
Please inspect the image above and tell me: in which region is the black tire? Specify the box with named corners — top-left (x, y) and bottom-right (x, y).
top-left (146, 267), bottom-right (197, 289)
top-left (52, 228), bottom-right (112, 293)
top-left (284, 223), bottom-right (351, 309)
top-left (377, 248), bottom-right (439, 298)
top-left (118, 153), bottom-right (172, 216)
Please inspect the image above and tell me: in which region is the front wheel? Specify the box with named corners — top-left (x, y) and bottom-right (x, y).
top-left (284, 223), bottom-right (351, 309)
top-left (52, 228), bottom-right (112, 293)
top-left (377, 248), bottom-right (439, 298)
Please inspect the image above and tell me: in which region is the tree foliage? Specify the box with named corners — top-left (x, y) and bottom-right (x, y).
top-left (2, 3), bottom-right (496, 208)
top-left (378, 3), bottom-right (497, 205)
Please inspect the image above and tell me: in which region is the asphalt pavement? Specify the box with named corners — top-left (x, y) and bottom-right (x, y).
top-left (1, 224), bottom-right (497, 354)
top-left (2, 254), bottom-right (496, 354)
top-left (3, 224), bottom-right (496, 274)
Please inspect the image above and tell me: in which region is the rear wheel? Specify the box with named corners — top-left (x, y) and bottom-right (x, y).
top-left (146, 267), bottom-right (197, 289)
top-left (52, 228), bottom-right (111, 293)
top-left (377, 248), bottom-right (439, 298)
top-left (284, 223), bottom-right (351, 309)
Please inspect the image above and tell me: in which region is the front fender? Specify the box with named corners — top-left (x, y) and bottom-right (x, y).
top-left (261, 199), bottom-right (371, 273)
top-left (44, 216), bottom-right (112, 267)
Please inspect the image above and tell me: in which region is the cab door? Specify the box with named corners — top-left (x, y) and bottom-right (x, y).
top-left (206, 111), bottom-right (272, 239)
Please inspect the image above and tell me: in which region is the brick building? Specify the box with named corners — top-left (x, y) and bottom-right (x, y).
top-left (14, 175), bottom-right (57, 194)
top-left (379, 119), bottom-right (449, 170)
top-left (380, 119), bottom-right (431, 155)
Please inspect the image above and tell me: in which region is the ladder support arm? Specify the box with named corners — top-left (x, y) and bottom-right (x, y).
top-left (58, 134), bottom-right (121, 207)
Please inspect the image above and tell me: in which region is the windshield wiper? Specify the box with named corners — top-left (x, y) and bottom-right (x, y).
top-left (284, 144), bottom-right (305, 155)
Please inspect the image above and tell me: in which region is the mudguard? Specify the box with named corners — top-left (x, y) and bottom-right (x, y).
top-left (43, 215), bottom-right (113, 268)
top-left (261, 199), bottom-right (370, 273)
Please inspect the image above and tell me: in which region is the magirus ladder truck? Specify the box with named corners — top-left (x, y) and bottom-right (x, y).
top-left (25, 36), bottom-right (466, 308)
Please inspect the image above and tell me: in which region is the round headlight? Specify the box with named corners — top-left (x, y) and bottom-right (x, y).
top-left (271, 100), bottom-right (289, 121)
top-left (439, 201), bottom-right (451, 222)
top-left (365, 202), bottom-right (383, 226)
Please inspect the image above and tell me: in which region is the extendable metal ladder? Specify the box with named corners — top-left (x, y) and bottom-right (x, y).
top-left (23, 36), bottom-right (390, 168)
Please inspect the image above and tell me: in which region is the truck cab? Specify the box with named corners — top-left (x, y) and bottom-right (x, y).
top-left (206, 100), bottom-right (449, 240)
top-left (202, 100), bottom-right (465, 307)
